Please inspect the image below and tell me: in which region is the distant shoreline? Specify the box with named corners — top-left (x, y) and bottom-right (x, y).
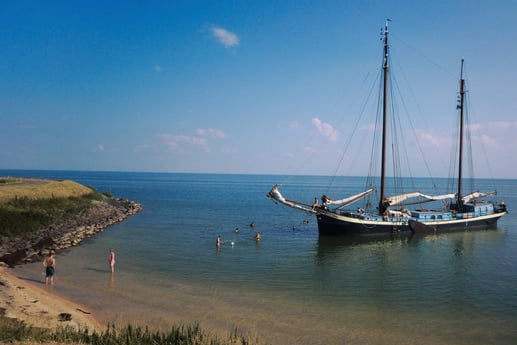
top-left (1, 168), bottom-right (515, 181)
top-left (0, 177), bottom-right (142, 267)
top-left (0, 177), bottom-right (142, 334)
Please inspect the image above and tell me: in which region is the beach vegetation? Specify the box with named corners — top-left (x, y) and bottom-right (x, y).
top-left (0, 192), bottom-right (102, 238)
top-left (0, 177), bottom-right (106, 238)
top-left (0, 179), bottom-right (94, 203)
top-left (102, 191), bottom-right (113, 198)
top-left (0, 177), bottom-right (23, 185)
top-left (0, 319), bottom-right (264, 345)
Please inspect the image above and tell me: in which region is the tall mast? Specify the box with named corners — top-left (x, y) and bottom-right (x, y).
top-left (457, 58), bottom-right (465, 211)
top-left (379, 19), bottom-right (390, 214)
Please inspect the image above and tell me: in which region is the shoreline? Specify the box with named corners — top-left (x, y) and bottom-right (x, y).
top-left (0, 196), bottom-right (142, 267)
top-left (0, 266), bottom-right (104, 332)
top-left (0, 188), bottom-right (142, 335)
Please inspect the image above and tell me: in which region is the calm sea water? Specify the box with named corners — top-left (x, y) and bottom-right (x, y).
top-left (4, 170), bottom-right (517, 345)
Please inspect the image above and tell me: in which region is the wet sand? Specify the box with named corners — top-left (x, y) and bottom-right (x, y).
top-left (0, 265), bottom-right (103, 332)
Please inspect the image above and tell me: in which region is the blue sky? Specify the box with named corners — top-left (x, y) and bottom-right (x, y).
top-left (1, 1), bottom-right (516, 178)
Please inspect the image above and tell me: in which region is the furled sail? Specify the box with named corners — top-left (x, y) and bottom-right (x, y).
top-left (267, 185), bottom-right (316, 215)
top-left (462, 191), bottom-right (497, 203)
top-left (387, 192), bottom-right (456, 206)
top-left (325, 189), bottom-right (375, 208)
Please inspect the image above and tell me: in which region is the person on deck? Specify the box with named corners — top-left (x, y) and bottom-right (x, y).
top-left (312, 197), bottom-right (319, 210)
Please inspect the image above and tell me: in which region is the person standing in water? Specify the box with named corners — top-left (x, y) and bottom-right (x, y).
top-left (108, 249), bottom-right (116, 273)
top-left (43, 252), bottom-right (55, 285)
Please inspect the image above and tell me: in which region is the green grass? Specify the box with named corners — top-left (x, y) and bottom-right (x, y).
top-left (0, 178), bottom-right (95, 204)
top-left (0, 177), bottom-right (23, 185)
top-left (0, 193), bottom-right (102, 238)
top-left (0, 319), bottom-right (263, 345)
top-left (0, 177), bottom-right (105, 238)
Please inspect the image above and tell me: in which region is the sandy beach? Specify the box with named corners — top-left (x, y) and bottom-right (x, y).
top-left (0, 265), bottom-right (103, 333)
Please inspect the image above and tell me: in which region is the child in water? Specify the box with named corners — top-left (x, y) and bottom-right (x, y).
top-left (108, 249), bottom-right (116, 273)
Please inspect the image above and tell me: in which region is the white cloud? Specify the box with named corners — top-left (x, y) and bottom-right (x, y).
top-left (360, 123), bottom-right (377, 132)
top-left (414, 120), bottom-right (517, 151)
top-left (302, 145), bottom-right (319, 154)
top-left (196, 128), bottom-right (227, 139)
top-left (134, 144), bottom-right (151, 153)
top-left (211, 26), bottom-right (239, 47)
top-left (488, 120), bottom-right (517, 130)
top-left (160, 134), bottom-right (208, 152)
top-left (289, 121), bottom-right (299, 129)
top-left (414, 129), bottom-right (452, 148)
top-left (222, 147), bottom-right (239, 154)
top-left (159, 128), bottom-right (227, 153)
top-left (472, 120), bottom-right (517, 149)
top-left (479, 134), bottom-right (497, 148)
top-left (312, 117), bottom-right (338, 142)
top-left (97, 144), bottom-right (105, 152)
top-left (153, 65), bottom-right (162, 72)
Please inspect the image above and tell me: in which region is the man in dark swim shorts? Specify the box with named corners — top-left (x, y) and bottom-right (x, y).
top-left (43, 252), bottom-right (56, 285)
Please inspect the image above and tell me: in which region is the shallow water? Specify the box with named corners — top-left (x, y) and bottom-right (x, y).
top-left (6, 170), bottom-right (517, 344)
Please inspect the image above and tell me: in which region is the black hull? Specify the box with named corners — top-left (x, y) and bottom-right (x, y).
top-left (316, 212), bottom-right (504, 237)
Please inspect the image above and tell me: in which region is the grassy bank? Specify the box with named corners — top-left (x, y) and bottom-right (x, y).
top-left (0, 192), bottom-right (102, 238)
top-left (0, 179), bottom-right (94, 203)
top-left (0, 318), bottom-right (261, 345)
top-left (0, 178), bottom-right (103, 238)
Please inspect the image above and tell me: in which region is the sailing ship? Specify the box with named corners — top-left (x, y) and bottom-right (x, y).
top-left (267, 21), bottom-right (507, 236)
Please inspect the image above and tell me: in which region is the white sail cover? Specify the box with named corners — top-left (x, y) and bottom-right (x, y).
top-left (325, 189), bottom-right (375, 207)
top-left (268, 185), bottom-right (375, 214)
top-left (269, 184), bottom-right (496, 215)
top-left (462, 190), bottom-right (496, 203)
top-left (386, 190), bottom-right (496, 206)
top-left (387, 191), bottom-right (456, 206)
top-left (267, 185), bottom-right (316, 215)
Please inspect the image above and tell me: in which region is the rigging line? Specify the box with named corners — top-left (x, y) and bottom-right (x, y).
top-left (327, 66), bottom-right (382, 192)
top-left (389, 76), bottom-right (417, 205)
top-left (464, 78), bottom-right (498, 188)
top-left (278, 47), bottom-right (382, 192)
top-left (387, 70), bottom-right (401, 193)
top-left (391, 33), bottom-right (457, 80)
top-left (464, 81), bottom-right (475, 192)
top-left (461, 64), bottom-right (475, 192)
top-left (273, 112), bottom-right (332, 186)
top-left (391, 69), bottom-right (436, 189)
top-left (390, 89), bottom-right (407, 198)
top-left (448, 92), bottom-right (460, 193)
top-left (364, 68), bottom-right (384, 201)
top-left (332, 41), bottom-right (384, 130)
top-left (356, 79), bottom-right (383, 212)
top-left (389, 48), bottom-right (442, 191)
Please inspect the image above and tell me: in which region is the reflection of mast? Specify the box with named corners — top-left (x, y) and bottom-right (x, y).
top-left (457, 58), bottom-right (465, 212)
top-left (379, 19), bottom-right (390, 214)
